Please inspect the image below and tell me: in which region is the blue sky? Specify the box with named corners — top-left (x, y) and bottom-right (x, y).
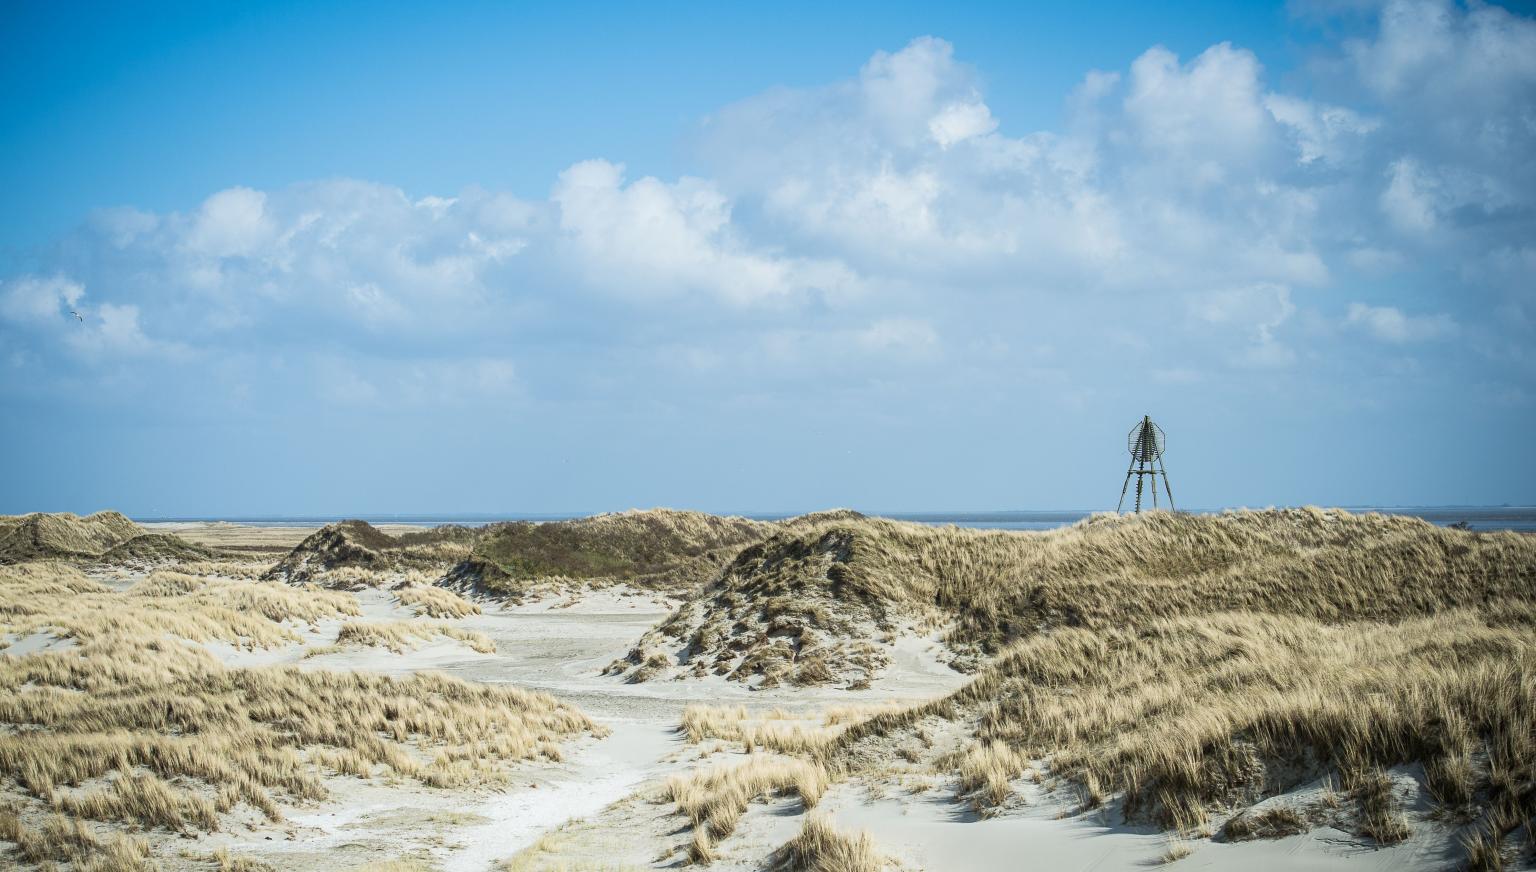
top-left (2, 0), bottom-right (1533, 516)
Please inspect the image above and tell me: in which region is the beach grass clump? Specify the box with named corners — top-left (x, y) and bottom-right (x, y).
top-left (767, 814), bottom-right (889, 872)
top-left (954, 740), bottom-right (1030, 814)
top-left (1220, 805), bottom-right (1308, 841)
top-left (333, 619), bottom-right (495, 654)
top-left (666, 753), bottom-right (828, 841)
top-left (0, 806), bottom-right (155, 871)
top-left (679, 703), bottom-right (905, 757)
top-left (395, 583), bottom-right (482, 618)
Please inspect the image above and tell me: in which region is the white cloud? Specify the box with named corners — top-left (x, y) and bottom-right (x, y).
top-left (184, 187), bottom-right (274, 258)
top-left (2, 3), bottom-right (1530, 416)
top-left (1123, 43), bottom-right (1273, 168)
top-left (929, 100), bottom-right (996, 148)
top-left (1345, 302), bottom-right (1458, 342)
top-left (1, 275), bottom-right (84, 323)
top-left (1264, 94), bottom-right (1377, 165)
top-left (552, 159), bottom-right (859, 305)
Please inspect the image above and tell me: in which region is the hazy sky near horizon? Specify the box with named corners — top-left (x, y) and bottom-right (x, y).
top-left (2, 0), bottom-right (1534, 516)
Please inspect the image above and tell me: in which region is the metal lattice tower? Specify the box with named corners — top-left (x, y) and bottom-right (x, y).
top-left (1117, 415), bottom-right (1175, 513)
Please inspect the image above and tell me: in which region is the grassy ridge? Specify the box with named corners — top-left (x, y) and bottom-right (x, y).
top-left (471, 508), bottom-right (768, 579)
top-left (452, 509), bottom-right (773, 598)
top-left (811, 511), bottom-right (1536, 855)
top-left (618, 508), bottom-right (1536, 687)
top-left (0, 512), bottom-right (144, 563)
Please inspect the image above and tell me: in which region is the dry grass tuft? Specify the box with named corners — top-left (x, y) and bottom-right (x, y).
top-left (395, 583), bottom-right (482, 618)
top-left (666, 753), bottom-right (828, 842)
top-left (955, 740), bottom-right (1029, 814)
top-left (213, 846), bottom-right (276, 871)
top-left (679, 703), bottom-right (904, 757)
top-left (1221, 805), bottom-right (1308, 841)
top-left (334, 619), bottom-right (496, 654)
top-left (0, 805), bottom-right (154, 871)
top-left (1349, 768), bottom-right (1411, 845)
top-left (1158, 837), bottom-right (1193, 864)
top-left (768, 814), bottom-right (890, 872)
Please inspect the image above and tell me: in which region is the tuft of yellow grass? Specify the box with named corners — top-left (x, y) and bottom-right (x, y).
top-left (395, 582), bottom-right (482, 618)
top-left (768, 814), bottom-right (890, 872)
top-left (679, 702), bottom-right (906, 757)
top-left (0, 806), bottom-right (154, 871)
top-left (955, 740), bottom-right (1029, 814)
top-left (334, 619), bottom-right (496, 654)
top-left (665, 753), bottom-right (828, 842)
top-left (213, 846), bottom-right (276, 871)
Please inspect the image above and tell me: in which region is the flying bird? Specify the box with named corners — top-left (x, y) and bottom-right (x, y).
top-left (69, 310), bottom-right (82, 322)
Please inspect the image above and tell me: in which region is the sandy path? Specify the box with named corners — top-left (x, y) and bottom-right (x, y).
top-left (194, 585), bottom-right (968, 871)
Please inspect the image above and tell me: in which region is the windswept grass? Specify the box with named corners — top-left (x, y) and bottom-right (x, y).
top-left (0, 806), bottom-right (154, 871)
top-left (0, 511), bottom-right (142, 563)
top-left (836, 608), bottom-right (1536, 844)
top-left (0, 563), bottom-right (359, 651)
top-left (395, 583), bottom-right (481, 619)
top-left (665, 753), bottom-right (828, 844)
top-left (334, 619), bottom-right (496, 654)
top-left (767, 814), bottom-right (890, 872)
top-left (0, 561), bottom-right (600, 870)
top-left (619, 508), bottom-right (1536, 684)
top-left (680, 703), bottom-right (905, 756)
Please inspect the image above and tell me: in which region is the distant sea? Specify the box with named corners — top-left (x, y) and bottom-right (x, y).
top-left (140, 507), bottom-right (1536, 533)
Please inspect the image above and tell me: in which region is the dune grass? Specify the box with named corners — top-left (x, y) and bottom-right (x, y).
top-left (619, 507), bottom-right (1536, 686)
top-left (665, 752), bottom-right (828, 848)
top-left (0, 806), bottom-right (154, 871)
top-left (0, 511), bottom-right (143, 563)
top-left (680, 703), bottom-right (906, 756)
top-left (767, 814), bottom-right (889, 872)
top-left (0, 561), bottom-right (600, 869)
top-left (333, 619), bottom-right (496, 654)
top-left (395, 582), bottom-right (482, 618)
top-left (836, 607), bottom-right (1534, 844)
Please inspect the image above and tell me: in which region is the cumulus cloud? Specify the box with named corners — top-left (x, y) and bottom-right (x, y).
top-left (551, 159), bottom-right (858, 305)
top-left (0, 0), bottom-right (1531, 422)
top-left (184, 187), bottom-right (274, 258)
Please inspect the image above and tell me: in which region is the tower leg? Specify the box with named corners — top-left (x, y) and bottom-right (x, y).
top-left (1158, 457), bottom-right (1175, 511)
top-left (1150, 470), bottom-right (1158, 509)
top-left (1134, 465), bottom-right (1145, 512)
top-left (1116, 458), bottom-right (1137, 513)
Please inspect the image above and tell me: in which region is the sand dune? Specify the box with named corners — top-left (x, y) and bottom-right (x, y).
top-left (2, 508), bottom-right (1532, 871)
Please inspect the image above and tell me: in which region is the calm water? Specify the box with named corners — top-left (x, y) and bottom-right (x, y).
top-left (142, 507), bottom-right (1536, 533)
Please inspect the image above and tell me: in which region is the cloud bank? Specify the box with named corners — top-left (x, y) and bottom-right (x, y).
top-left (1, 0), bottom-right (1531, 509)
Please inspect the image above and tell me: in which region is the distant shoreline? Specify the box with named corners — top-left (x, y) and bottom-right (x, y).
top-left (133, 506), bottom-right (1536, 533)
